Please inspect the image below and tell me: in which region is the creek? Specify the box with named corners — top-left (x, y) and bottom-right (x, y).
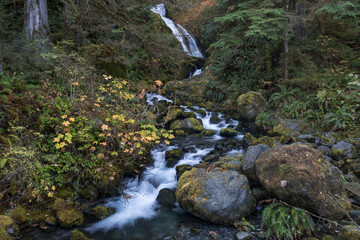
top-left (22, 4), bottom-right (245, 240)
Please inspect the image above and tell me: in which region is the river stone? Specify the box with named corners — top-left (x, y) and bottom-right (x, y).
top-left (210, 114), bottom-right (221, 124)
top-left (332, 141), bottom-right (357, 160)
top-left (273, 119), bottom-right (310, 139)
top-left (220, 128), bottom-right (237, 137)
top-left (156, 188), bottom-right (176, 206)
top-left (71, 229), bottom-right (94, 240)
top-left (165, 149), bottom-right (184, 168)
top-left (176, 167), bottom-right (255, 225)
top-left (89, 206), bottom-right (112, 220)
top-left (170, 118), bottom-right (204, 134)
top-left (256, 145), bottom-right (351, 220)
top-left (176, 164), bottom-right (192, 180)
top-left (235, 232), bottom-right (252, 240)
top-left (242, 144), bottom-right (270, 182)
top-left (237, 92), bottom-right (269, 121)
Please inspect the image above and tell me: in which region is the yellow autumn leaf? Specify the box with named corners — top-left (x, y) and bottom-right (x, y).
top-left (61, 115), bottom-right (67, 119)
top-left (53, 137), bottom-right (60, 143)
top-left (69, 117), bottom-right (75, 122)
top-left (62, 121), bottom-right (70, 127)
top-left (44, 186), bottom-right (49, 191)
top-left (47, 192), bottom-right (54, 198)
top-left (101, 124), bottom-right (109, 130)
top-left (51, 186), bottom-right (56, 191)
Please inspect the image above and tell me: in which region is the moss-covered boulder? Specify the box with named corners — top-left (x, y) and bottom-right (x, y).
top-left (10, 206), bottom-right (27, 224)
top-left (237, 92), bottom-right (269, 121)
top-left (219, 128), bottom-right (237, 137)
top-left (332, 141), bottom-right (358, 161)
top-left (71, 229), bottom-right (94, 240)
top-left (216, 153), bottom-right (243, 171)
top-left (176, 167), bottom-right (255, 225)
top-left (200, 130), bottom-right (216, 137)
top-left (196, 109), bottom-right (206, 117)
top-left (176, 164), bottom-right (192, 179)
top-left (319, 132), bottom-right (337, 146)
top-left (0, 215), bottom-right (19, 239)
top-left (162, 108), bottom-right (184, 123)
top-left (253, 136), bottom-right (281, 148)
top-left (170, 118), bottom-right (204, 134)
top-left (165, 149), bottom-right (185, 168)
top-left (182, 111), bottom-right (196, 119)
top-left (256, 145), bottom-right (351, 220)
top-left (337, 225), bottom-right (360, 240)
top-left (79, 186), bottom-right (98, 201)
top-left (89, 206), bottom-right (112, 220)
top-left (53, 199), bottom-right (84, 228)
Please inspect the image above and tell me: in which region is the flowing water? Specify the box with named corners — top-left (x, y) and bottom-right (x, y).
top-left (22, 4), bottom-right (244, 239)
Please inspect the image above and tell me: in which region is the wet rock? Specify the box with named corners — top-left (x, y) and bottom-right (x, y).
top-left (165, 149), bottom-right (185, 168)
top-left (253, 136), bottom-right (281, 148)
top-left (176, 167), bottom-right (255, 225)
top-left (235, 231), bottom-right (251, 240)
top-left (217, 153), bottom-right (243, 171)
top-left (182, 111), bottom-right (196, 119)
top-left (170, 118), bottom-right (204, 134)
top-left (176, 164), bottom-right (192, 180)
top-left (205, 102), bottom-right (214, 111)
top-left (71, 229), bottom-right (93, 240)
top-left (220, 128), bottom-right (237, 137)
top-left (210, 114), bottom-right (221, 124)
top-left (242, 144), bottom-right (270, 182)
top-left (79, 186), bottom-right (98, 201)
top-left (89, 206), bottom-right (112, 220)
top-left (337, 225), bottom-right (360, 240)
top-left (237, 92), bottom-right (269, 121)
top-left (256, 145), bottom-right (351, 220)
top-left (332, 141), bottom-right (357, 160)
top-left (196, 109), bottom-right (206, 117)
top-left (201, 130), bottom-right (216, 137)
top-left (156, 188), bottom-right (176, 206)
top-left (162, 108), bottom-right (184, 123)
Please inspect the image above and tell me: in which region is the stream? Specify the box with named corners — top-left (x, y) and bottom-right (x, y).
top-left (22, 4), bottom-right (246, 240)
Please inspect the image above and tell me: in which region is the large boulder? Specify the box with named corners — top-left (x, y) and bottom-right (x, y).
top-left (242, 144), bottom-right (270, 182)
top-left (237, 92), bottom-right (269, 121)
top-left (176, 167), bottom-right (255, 225)
top-left (256, 145), bottom-right (351, 220)
top-left (170, 118), bottom-right (204, 134)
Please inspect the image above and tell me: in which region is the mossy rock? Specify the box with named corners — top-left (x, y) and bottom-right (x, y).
top-left (332, 141), bottom-right (357, 161)
top-left (10, 206), bottom-right (27, 224)
top-left (0, 215), bottom-right (19, 238)
top-left (156, 188), bottom-right (176, 206)
top-left (253, 136), bottom-right (281, 148)
top-left (205, 102), bottom-right (214, 111)
top-left (45, 215), bottom-right (56, 226)
top-left (165, 149), bottom-right (185, 168)
top-left (322, 234), bottom-right (335, 240)
top-left (57, 208), bottom-right (84, 228)
top-left (182, 111), bottom-right (196, 119)
top-left (55, 187), bottom-right (78, 200)
top-left (27, 209), bottom-right (48, 224)
top-left (201, 130), bottom-right (216, 137)
top-left (174, 130), bottom-right (187, 136)
top-left (242, 132), bottom-right (257, 148)
top-left (273, 119), bottom-right (310, 137)
top-left (219, 128), bottom-right (237, 137)
top-left (79, 186), bottom-right (98, 201)
top-left (196, 109), bottom-right (206, 117)
top-left (237, 92), bottom-right (269, 120)
top-left (162, 108), bottom-right (184, 123)
top-left (176, 164), bottom-right (192, 180)
top-left (89, 206), bottom-right (112, 220)
top-left (256, 145), bottom-right (351, 220)
top-left (320, 132), bottom-right (337, 146)
top-left (217, 153), bottom-right (243, 171)
top-left (71, 229), bottom-right (94, 240)
top-left (337, 225), bottom-right (360, 240)
top-left (170, 118), bottom-right (204, 134)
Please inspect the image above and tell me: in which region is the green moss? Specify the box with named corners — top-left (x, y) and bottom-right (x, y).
top-left (201, 130), bottom-right (216, 136)
top-left (54, 187), bottom-right (78, 200)
top-left (89, 206), bottom-right (112, 220)
top-left (219, 128), bottom-right (237, 137)
top-left (196, 109), bottom-right (206, 117)
top-left (71, 229), bottom-right (93, 240)
top-left (10, 206), bottom-right (27, 224)
top-left (0, 215), bottom-right (19, 237)
top-left (79, 186), bottom-right (98, 200)
top-left (174, 130), bottom-right (186, 136)
top-left (44, 215), bottom-right (56, 225)
top-left (27, 209), bottom-right (48, 224)
top-left (170, 118), bottom-right (204, 133)
top-left (162, 108), bottom-right (183, 123)
top-left (337, 225), bottom-right (360, 240)
top-left (57, 208), bottom-right (84, 228)
top-left (0, 227), bottom-right (12, 240)
top-left (322, 234), bottom-right (335, 240)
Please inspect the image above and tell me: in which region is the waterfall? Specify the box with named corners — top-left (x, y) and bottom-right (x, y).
top-left (150, 4), bottom-right (203, 59)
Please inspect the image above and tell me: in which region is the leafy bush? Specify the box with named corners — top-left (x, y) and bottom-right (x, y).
top-left (262, 202), bottom-right (314, 240)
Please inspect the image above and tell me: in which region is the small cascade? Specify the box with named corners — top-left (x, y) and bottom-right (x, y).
top-left (150, 4), bottom-right (203, 58)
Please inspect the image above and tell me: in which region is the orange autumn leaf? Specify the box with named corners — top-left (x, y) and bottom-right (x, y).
top-left (139, 89), bottom-right (146, 99)
top-left (155, 80), bottom-right (163, 87)
top-left (62, 121), bottom-right (70, 127)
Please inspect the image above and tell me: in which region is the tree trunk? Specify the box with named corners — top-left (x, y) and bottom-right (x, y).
top-left (25, 0), bottom-right (49, 39)
top-left (0, 44), bottom-right (3, 74)
top-left (295, 1), bottom-right (307, 46)
top-left (284, 0), bottom-right (289, 80)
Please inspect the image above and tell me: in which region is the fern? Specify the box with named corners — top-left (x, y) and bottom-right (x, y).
top-left (262, 202), bottom-right (314, 240)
